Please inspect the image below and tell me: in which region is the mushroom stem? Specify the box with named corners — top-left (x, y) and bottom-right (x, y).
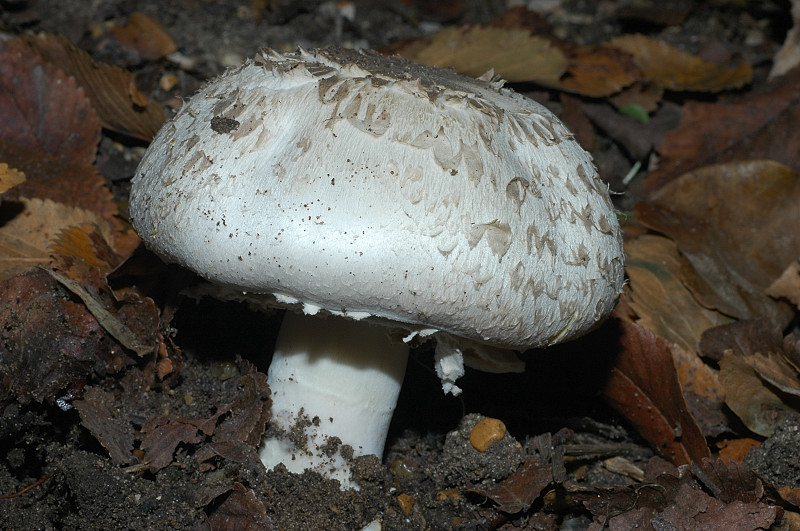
top-left (260, 311), bottom-right (409, 487)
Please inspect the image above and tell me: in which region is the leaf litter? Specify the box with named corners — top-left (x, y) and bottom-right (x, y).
top-left (2, 1), bottom-right (800, 529)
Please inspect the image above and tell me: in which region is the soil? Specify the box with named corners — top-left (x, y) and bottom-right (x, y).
top-left (0, 1), bottom-right (793, 530)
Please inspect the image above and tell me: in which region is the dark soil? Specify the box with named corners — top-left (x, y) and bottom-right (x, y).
top-left (0, 1), bottom-right (793, 529)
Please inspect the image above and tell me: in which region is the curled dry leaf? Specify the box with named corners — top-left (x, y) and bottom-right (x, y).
top-left (48, 224), bottom-right (160, 357)
top-left (466, 457), bottom-right (552, 514)
top-left (609, 34), bottom-right (752, 92)
top-left (767, 260), bottom-right (800, 309)
top-left (139, 358), bottom-right (271, 473)
top-left (0, 198), bottom-right (113, 282)
top-left (19, 33), bottom-right (165, 141)
top-left (718, 352), bottom-right (796, 437)
top-left (636, 160), bottom-right (800, 329)
top-left (621, 235), bottom-right (729, 434)
top-left (74, 386), bottom-right (136, 465)
top-left (0, 163), bottom-right (25, 195)
top-left (397, 25), bottom-right (567, 84)
top-left (557, 44), bottom-right (640, 97)
top-left (207, 482), bottom-right (272, 531)
top-left (601, 321), bottom-right (710, 465)
top-left (109, 12), bottom-right (177, 62)
top-left (701, 320), bottom-right (800, 436)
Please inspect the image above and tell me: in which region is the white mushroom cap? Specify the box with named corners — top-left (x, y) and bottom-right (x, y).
top-left (130, 47), bottom-right (624, 350)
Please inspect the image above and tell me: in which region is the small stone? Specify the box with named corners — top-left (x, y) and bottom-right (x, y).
top-left (396, 493), bottom-right (414, 515)
top-left (469, 417), bottom-right (506, 452)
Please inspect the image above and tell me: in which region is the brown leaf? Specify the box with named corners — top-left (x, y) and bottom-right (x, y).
top-left (0, 40), bottom-right (101, 166)
top-left (74, 386), bottom-right (135, 465)
top-left (608, 80), bottom-right (664, 113)
top-left (0, 140), bottom-right (118, 224)
top-left (621, 235), bottom-right (729, 436)
top-left (50, 223), bottom-right (122, 273)
top-left (767, 260), bottom-right (800, 309)
top-left (701, 320), bottom-right (800, 435)
top-left (717, 438), bottom-right (762, 463)
top-left (699, 320), bottom-right (784, 363)
top-left (139, 359), bottom-right (271, 472)
top-left (645, 67), bottom-right (800, 191)
top-left (698, 458), bottom-right (763, 504)
top-left (609, 34), bottom-right (752, 92)
top-left (19, 33), bottom-right (165, 141)
top-left (140, 414), bottom-right (217, 472)
top-left (0, 269), bottom-right (129, 404)
top-left (558, 45), bottom-right (640, 97)
top-left (206, 482), bottom-right (273, 531)
top-left (47, 269), bottom-right (157, 357)
top-left (0, 198), bottom-right (114, 282)
top-left (109, 12), bottom-right (177, 62)
top-left (635, 160), bottom-right (800, 329)
top-left (601, 321), bottom-right (710, 465)
top-left (211, 358), bottom-right (272, 447)
top-left (466, 457), bottom-right (552, 514)
top-left (718, 352), bottom-right (796, 437)
top-left (397, 25), bottom-right (567, 84)
top-left (0, 163), bottom-right (26, 195)
top-left (623, 234), bottom-right (732, 356)
top-left (576, 458), bottom-right (777, 530)
top-left (49, 223), bottom-right (159, 357)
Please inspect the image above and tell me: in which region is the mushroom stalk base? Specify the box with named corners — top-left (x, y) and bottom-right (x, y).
top-left (260, 311), bottom-right (409, 488)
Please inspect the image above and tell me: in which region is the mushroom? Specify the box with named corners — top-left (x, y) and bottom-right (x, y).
top-left (129, 47), bottom-right (625, 487)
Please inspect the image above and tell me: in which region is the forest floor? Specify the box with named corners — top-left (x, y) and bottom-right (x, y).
top-left (1, 0), bottom-right (799, 529)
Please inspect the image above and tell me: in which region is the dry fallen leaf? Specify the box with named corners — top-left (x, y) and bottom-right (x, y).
top-left (74, 386), bottom-right (136, 465)
top-left (718, 352), bottom-right (796, 437)
top-left (466, 457), bottom-right (552, 514)
top-left (601, 321), bottom-right (710, 465)
top-left (609, 34), bottom-right (752, 92)
top-left (0, 140), bottom-right (119, 228)
top-left (620, 235), bottom-right (730, 435)
top-left (575, 457), bottom-right (777, 530)
top-left (0, 269), bottom-right (131, 404)
top-left (701, 320), bottom-right (800, 436)
top-left (770, 0), bottom-right (800, 78)
top-left (623, 234), bottom-right (732, 356)
top-left (138, 358), bottom-right (271, 473)
top-left (557, 44), bottom-right (640, 97)
top-left (767, 260), bottom-right (800, 309)
top-left (645, 67), bottom-right (800, 191)
top-left (0, 198), bottom-right (113, 282)
top-left (0, 163), bottom-right (25, 195)
top-left (0, 37), bottom-right (139, 255)
top-left (635, 160), bottom-right (800, 329)
top-left (397, 25), bottom-right (568, 84)
top-left (109, 12), bottom-right (177, 62)
top-left (19, 33), bottom-right (165, 141)
top-left (48, 223), bottom-right (160, 357)
top-left (0, 39), bottom-right (100, 166)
